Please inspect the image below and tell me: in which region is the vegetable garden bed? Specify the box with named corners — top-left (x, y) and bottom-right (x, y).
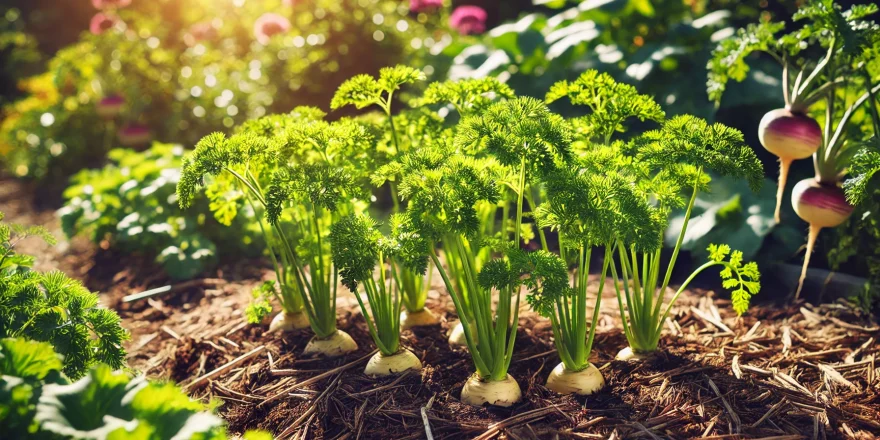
top-left (3, 178), bottom-right (878, 439)
top-left (4, 2), bottom-right (880, 439)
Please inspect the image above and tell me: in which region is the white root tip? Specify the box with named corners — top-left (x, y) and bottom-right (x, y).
top-left (775, 159), bottom-right (792, 224)
top-left (303, 330), bottom-right (358, 357)
top-left (615, 346), bottom-right (654, 362)
top-left (460, 373), bottom-right (522, 407)
top-left (448, 321), bottom-right (473, 347)
top-left (545, 362), bottom-right (605, 395)
top-left (268, 311), bottom-right (310, 333)
top-left (795, 225), bottom-right (822, 300)
top-left (400, 309), bottom-right (440, 330)
top-left (364, 349), bottom-right (422, 377)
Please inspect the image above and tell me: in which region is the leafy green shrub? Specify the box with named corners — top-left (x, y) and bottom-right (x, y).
top-left (59, 142), bottom-right (260, 280)
top-left (0, 337), bottom-right (229, 440)
top-left (0, 212), bottom-right (128, 380)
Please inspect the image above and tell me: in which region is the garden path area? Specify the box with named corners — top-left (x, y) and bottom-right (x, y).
top-left (2, 177), bottom-right (879, 439)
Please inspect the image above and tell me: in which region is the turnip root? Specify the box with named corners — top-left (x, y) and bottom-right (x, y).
top-left (400, 308), bottom-right (439, 330)
top-left (303, 330), bottom-right (358, 357)
top-left (615, 346), bottom-right (654, 361)
top-left (460, 373), bottom-right (522, 407)
top-left (758, 109), bottom-right (823, 223)
top-left (268, 310), bottom-right (310, 332)
top-left (545, 362), bottom-right (604, 395)
top-left (448, 320), bottom-right (478, 347)
top-left (791, 178), bottom-right (853, 298)
top-left (363, 348), bottom-right (422, 377)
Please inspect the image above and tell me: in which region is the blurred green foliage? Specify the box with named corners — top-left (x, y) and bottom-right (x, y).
top-left (0, 0), bottom-right (440, 192)
top-left (59, 142), bottom-right (261, 280)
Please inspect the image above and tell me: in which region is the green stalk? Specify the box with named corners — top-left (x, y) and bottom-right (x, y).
top-left (429, 248), bottom-right (490, 376)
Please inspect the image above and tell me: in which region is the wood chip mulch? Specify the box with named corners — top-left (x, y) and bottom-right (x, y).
top-left (2, 178), bottom-right (879, 439)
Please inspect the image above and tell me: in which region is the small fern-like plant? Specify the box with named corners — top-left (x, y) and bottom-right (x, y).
top-left (330, 213), bottom-right (424, 376)
top-left (178, 111), bottom-right (369, 356)
top-left (0, 212), bottom-right (128, 379)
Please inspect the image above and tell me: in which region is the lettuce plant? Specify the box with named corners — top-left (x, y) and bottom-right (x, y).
top-left (0, 338), bottom-right (234, 439)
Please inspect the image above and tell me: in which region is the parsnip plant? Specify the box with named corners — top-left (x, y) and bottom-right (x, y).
top-left (178, 110), bottom-right (371, 356)
top-left (332, 66), bottom-right (442, 330)
top-left (331, 214), bottom-right (423, 376)
top-left (617, 117), bottom-right (763, 358)
top-left (547, 71), bottom-right (764, 361)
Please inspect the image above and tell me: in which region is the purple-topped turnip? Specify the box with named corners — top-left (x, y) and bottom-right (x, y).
top-left (758, 108), bottom-right (823, 222)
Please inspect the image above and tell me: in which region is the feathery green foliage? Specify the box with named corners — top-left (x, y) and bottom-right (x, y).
top-left (331, 65), bottom-right (425, 112)
top-left (178, 112), bottom-right (371, 337)
top-left (0, 271), bottom-right (129, 379)
top-left (455, 97), bottom-right (573, 179)
top-left (628, 115), bottom-right (764, 193)
top-left (546, 70), bottom-right (665, 143)
top-left (416, 78), bottom-right (516, 116)
top-left (604, 116), bottom-right (763, 354)
top-left (537, 72), bottom-right (763, 360)
top-left (844, 140), bottom-right (880, 206)
top-left (330, 214), bottom-right (407, 356)
top-left (0, 212), bottom-right (128, 379)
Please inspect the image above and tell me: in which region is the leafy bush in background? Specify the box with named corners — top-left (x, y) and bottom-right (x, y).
top-left (59, 142), bottom-right (261, 280)
top-left (436, 0), bottom-right (781, 120)
top-left (0, 0), bottom-right (440, 191)
top-left (0, 338), bottom-right (236, 440)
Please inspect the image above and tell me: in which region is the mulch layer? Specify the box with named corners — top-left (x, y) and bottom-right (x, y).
top-left (2, 178), bottom-right (879, 440)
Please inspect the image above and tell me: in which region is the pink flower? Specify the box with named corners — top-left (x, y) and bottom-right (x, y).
top-left (282, 0), bottom-right (296, 6)
top-left (97, 95), bottom-right (125, 119)
top-left (117, 124), bottom-right (153, 147)
top-left (449, 5), bottom-right (487, 35)
top-left (92, 0), bottom-right (131, 9)
top-left (410, 0), bottom-right (443, 13)
top-left (185, 22), bottom-right (218, 46)
top-left (254, 13), bottom-right (291, 45)
top-left (89, 13), bottom-right (118, 35)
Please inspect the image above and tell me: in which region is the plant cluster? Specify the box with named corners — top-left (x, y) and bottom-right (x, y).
top-left (181, 65), bottom-right (763, 404)
top-left (59, 142), bottom-right (260, 280)
top-left (0, 212), bottom-right (128, 379)
top-left (0, 337), bottom-right (270, 440)
top-left (708, 0), bottom-right (880, 298)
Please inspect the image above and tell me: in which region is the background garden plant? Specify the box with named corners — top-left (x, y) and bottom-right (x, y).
top-left (0, 1), bottom-right (878, 438)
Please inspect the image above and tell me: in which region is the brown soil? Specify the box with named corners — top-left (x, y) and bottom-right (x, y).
top-left (3, 178), bottom-right (879, 439)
